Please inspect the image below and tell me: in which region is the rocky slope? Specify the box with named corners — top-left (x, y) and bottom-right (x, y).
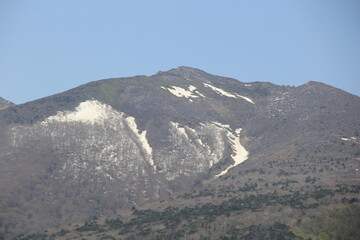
top-left (0, 67), bottom-right (359, 239)
top-left (0, 97), bottom-right (13, 111)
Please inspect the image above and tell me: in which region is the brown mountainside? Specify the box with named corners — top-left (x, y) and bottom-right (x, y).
top-left (0, 67), bottom-right (359, 239)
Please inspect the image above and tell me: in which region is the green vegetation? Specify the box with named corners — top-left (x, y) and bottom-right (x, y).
top-left (299, 206), bottom-right (360, 240)
top-left (222, 222), bottom-right (301, 240)
top-left (105, 217), bottom-right (123, 230)
top-left (14, 233), bottom-right (48, 240)
top-left (15, 187), bottom-right (354, 240)
top-left (75, 220), bottom-right (104, 232)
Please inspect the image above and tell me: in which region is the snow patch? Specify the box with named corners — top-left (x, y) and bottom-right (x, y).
top-left (161, 85), bottom-right (205, 101)
top-left (244, 84), bottom-right (252, 87)
top-left (161, 85), bottom-right (200, 99)
top-left (204, 83), bottom-right (238, 98)
top-left (212, 121), bottom-right (231, 130)
top-left (341, 137), bottom-right (358, 143)
top-left (195, 90), bottom-right (206, 97)
top-left (188, 85), bottom-right (197, 92)
top-left (203, 83), bottom-right (254, 104)
top-left (125, 116), bottom-right (155, 168)
top-left (236, 94), bottom-right (255, 104)
top-left (42, 100), bottom-right (120, 125)
top-left (212, 123), bottom-right (248, 177)
top-left (171, 122), bottom-right (188, 138)
top-left (165, 121), bottom-right (226, 172)
top-left (162, 86), bottom-right (197, 98)
top-left (170, 122), bottom-right (209, 149)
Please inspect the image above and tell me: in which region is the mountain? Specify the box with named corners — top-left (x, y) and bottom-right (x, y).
top-left (1, 67), bottom-right (359, 239)
top-left (0, 97), bottom-right (13, 111)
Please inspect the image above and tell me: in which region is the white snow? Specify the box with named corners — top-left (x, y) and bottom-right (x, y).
top-left (195, 90), bottom-right (206, 97)
top-left (236, 94), bottom-right (255, 104)
top-left (204, 83), bottom-right (237, 98)
top-left (161, 85), bottom-right (206, 100)
top-left (161, 86), bottom-right (199, 99)
top-left (42, 100), bottom-right (118, 125)
top-left (244, 84), bottom-right (252, 87)
top-left (188, 85), bottom-right (197, 92)
top-left (212, 121), bottom-right (231, 130)
top-left (203, 83), bottom-right (254, 104)
top-left (125, 116), bottom-right (155, 168)
top-left (171, 122), bottom-right (188, 138)
top-left (213, 124), bottom-right (249, 177)
top-left (341, 137), bottom-right (358, 143)
top-left (163, 121), bottom-right (226, 178)
top-left (170, 122), bottom-right (209, 149)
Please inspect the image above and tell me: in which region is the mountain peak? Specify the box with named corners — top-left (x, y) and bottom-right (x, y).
top-left (300, 80), bottom-right (352, 95)
top-left (156, 66), bottom-right (207, 77)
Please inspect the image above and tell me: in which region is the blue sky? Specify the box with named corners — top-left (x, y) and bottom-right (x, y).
top-left (1, 0), bottom-right (359, 104)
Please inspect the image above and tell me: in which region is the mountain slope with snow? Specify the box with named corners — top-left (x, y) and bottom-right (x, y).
top-left (0, 67), bottom-right (359, 238)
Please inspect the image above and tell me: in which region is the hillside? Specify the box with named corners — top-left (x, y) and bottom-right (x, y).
top-left (0, 67), bottom-right (359, 239)
top-left (0, 97), bottom-right (13, 111)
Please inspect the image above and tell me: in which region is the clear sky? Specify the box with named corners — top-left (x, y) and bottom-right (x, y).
top-left (1, 0), bottom-right (359, 104)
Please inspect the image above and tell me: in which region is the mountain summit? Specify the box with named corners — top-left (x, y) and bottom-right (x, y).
top-left (0, 67), bottom-right (359, 238)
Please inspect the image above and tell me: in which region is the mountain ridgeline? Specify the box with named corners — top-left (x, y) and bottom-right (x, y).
top-left (0, 67), bottom-right (359, 239)
top-left (0, 97), bottom-right (13, 111)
